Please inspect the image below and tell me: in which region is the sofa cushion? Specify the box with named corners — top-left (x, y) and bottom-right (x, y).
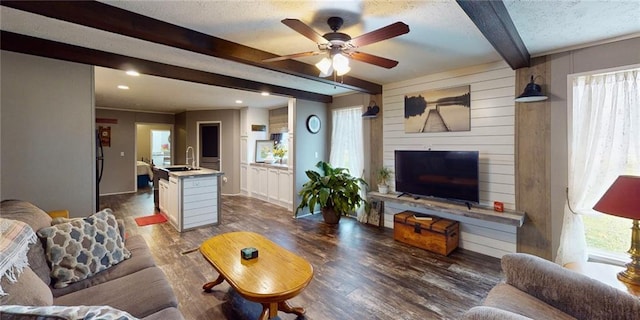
top-left (37, 209), bottom-right (131, 288)
top-left (0, 267), bottom-right (52, 306)
top-left (461, 306), bottom-right (534, 320)
top-left (0, 200), bottom-right (52, 285)
top-left (483, 283), bottom-right (575, 320)
top-left (53, 267), bottom-right (178, 318)
top-left (0, 305), bottom-right (138, 320)
top-left (51, 234), bottom-right (157, 297)
top-left (142, 307), bottom-right (185, 320)
top-left (502, 253), bottom-right (640, 319)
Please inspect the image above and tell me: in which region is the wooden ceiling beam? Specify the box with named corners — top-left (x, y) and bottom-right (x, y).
top-left (456, 0), bottom-right (530, 69)
top-left (1, 1), bottom-right (382, 94)
top-left (0, 31), bottom-right (332, 104)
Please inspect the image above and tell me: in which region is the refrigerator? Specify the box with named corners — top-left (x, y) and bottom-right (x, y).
top-left (96, 130), bottom-right (104, 211)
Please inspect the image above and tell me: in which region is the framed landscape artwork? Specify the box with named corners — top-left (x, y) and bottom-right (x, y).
top-left (255, 140), bottom-right (274, 163)
top-left (404, 85), bottom-right (471, 133)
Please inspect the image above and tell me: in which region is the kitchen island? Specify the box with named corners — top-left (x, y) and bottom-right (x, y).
top-left (155, 166), bottom-right (224, 232)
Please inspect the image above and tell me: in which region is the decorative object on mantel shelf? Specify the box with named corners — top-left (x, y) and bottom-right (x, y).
top-left (593, 175), bottom-right (640, 286)
top-left (376, 166), bottom-right (393, 194)
top-left (296, 161), bottom-right (369, 224)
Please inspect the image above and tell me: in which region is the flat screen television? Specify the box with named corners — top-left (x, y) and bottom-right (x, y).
top-left (394, 150), bottom-right (479, 203)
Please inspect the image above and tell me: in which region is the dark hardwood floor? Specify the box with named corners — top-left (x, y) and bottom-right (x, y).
top-left (100, 188), bottom-right (502, 320)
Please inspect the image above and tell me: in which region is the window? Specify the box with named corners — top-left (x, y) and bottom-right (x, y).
top-left (329, 106), bottom-right (365, 220)
top-left (560, 67), bottom-right (639, 265)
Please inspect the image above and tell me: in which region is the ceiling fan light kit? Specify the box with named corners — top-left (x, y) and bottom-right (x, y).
top-left (264, 16), bottom-right (409, 77)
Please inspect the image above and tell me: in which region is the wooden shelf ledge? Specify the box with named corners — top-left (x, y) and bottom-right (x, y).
top-left (368, 192), bottom-right (525, 227)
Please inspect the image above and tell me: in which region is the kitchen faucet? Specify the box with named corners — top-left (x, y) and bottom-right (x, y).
top-left (186, 146), bottom-right (195, 168)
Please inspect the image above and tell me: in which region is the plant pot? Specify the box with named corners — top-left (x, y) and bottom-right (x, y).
top-left (321, 207), bottom-right (342, 224)
top-left (378, 184), bottom-right (389, 194)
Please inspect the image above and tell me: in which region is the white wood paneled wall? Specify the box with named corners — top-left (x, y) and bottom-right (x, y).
top-left (382, 61), bottom-right (517, 258)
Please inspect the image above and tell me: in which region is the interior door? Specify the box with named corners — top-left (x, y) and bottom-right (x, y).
top-left (199, 123), bottom-right (220, 170)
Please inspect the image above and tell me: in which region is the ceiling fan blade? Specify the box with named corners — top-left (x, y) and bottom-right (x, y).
top-left (349, 22), bottom-right (410, 48)
top-left (282, 19), bottom-right (327, 44)
top-left (350, 52), bottom-right (399, 69)
top-left (262, 51), bottom-right (323, 63)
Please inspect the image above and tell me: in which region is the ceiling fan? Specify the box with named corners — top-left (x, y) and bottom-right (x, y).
top-left (263, 17), bottom-right (410, 77)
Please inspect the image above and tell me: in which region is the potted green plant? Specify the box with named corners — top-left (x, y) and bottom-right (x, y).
top-left (296, 161), bottom-right (369, 224)
top-left (376, 167), bottom-right (393, 194)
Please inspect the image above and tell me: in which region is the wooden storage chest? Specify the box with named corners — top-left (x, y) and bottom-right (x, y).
top-left (393, 211), bottom-right (459, 255)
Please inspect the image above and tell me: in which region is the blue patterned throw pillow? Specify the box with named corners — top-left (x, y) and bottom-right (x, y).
top-left (37, 209), bottom-right (131, 288)
top-left (0, 305), bottom-right (139, 320)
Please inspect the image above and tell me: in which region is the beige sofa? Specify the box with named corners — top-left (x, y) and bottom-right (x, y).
top-left (463, 253), bottom-right (640, 320)
top-left (0, 200), bottom-right (183, 319)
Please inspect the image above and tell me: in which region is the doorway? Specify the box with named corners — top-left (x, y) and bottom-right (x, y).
top-left (151, 129), bottom-right (172, 166)
top-left (198, 121), bottom-right (221, 170)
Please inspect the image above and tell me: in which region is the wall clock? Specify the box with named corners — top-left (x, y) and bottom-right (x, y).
top-left (306, 115), bottom-right (321, 134)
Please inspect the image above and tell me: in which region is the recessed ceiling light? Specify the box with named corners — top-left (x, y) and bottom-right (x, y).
top-left (117, 85), bottom-right (130, 90)
top-left (261, 92), bottom-right (270, 96)
top-left (126, 70), bottom-right (140, 76)
top-left (235, 100), bottom-right (243, 104)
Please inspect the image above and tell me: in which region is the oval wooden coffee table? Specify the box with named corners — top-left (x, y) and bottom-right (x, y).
top-left (200, 231), bottom-right (314, 320)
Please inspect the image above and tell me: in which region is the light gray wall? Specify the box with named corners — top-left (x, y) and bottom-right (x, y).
top-left (547, 37), bottom-right (640, 259)
top-left (95, 109), bottom-right (174, 195)
top-left (1, 51), bottom-right (94, 217)
top-left (185, 109), bottom-right (241, 195)
top-left (293, 99), bottom-right (328, 215)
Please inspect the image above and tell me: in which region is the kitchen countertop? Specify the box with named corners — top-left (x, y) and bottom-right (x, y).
top-left (250, 162), bottom-right (289, 170)
top-left (157, 165), bottom-right (224, 178)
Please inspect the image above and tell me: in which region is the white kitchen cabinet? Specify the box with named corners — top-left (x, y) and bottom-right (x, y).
top-left (277, 170), bottom-right (292, 207)
top-left (158, 170), bottom-right (221, 232)
top-left (250, 166), bottom-right (268, 201)
top-left (158, 179), bottom-right (169, 213)
top-left (267, 168), bottom-right (279, 203)
top-left (167, 176), bottom-right (180, 229)
top-left (248, 164), bottom-right (292, 210)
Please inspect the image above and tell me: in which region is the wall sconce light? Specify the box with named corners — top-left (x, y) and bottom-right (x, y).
top-left (362, 100), bottom-right (380, 118)
top-left (515, 75), bottom-right (548, 103)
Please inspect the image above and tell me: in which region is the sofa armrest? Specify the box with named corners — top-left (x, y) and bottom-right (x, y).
top-left (47, 209), bottom-right (69, 219)
top-left (461, 306), bottom-right (533, 320)
top-left (502, 253), bottom-right (640, 319)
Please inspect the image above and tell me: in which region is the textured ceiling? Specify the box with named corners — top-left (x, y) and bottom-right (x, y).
top-left (2, 1), bottom-right (639, 113)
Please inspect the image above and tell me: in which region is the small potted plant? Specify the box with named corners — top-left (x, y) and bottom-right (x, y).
top-left (376, 167), bottom-right (393, 194)
top-left (273, 145), bottom-right (287, 164)
top-left (296, 161), bottom-right (369, 224)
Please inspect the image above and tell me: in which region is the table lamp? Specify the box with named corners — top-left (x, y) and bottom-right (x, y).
top-left (593, 175), bottom-right (640, 285)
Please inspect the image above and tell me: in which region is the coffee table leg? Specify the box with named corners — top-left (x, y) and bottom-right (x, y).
top-left (278, 300), bottom-right (305, 316)
top-left (202, 274), bottom-right (225, 292)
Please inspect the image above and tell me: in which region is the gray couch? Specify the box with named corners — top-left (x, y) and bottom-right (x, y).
top-left (463, 253), bottom-right (640, 320)
top-left (0, 200), bottom-right (183, 319)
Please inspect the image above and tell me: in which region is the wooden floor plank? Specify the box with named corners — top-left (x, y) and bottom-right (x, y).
top-left (100, 189), bottom-right (502, 319)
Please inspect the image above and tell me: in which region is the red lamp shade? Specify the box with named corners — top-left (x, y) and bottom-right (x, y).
top-left (593, 175), bottom-right (640, 219)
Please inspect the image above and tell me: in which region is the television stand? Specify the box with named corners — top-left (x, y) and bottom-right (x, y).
top-left (397, 192), bottom-right (422, 200)
top-left (368, 192), bottom-right (525, 228)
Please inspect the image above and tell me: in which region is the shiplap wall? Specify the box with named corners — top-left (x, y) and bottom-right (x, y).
top-left (382, 61), bottom-right (517, 258)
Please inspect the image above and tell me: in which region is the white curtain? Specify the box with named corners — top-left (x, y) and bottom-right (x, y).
top-left (329, 106), bottom-right (366, 221)
top-left (556, 69), bottom-right (640, 265)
